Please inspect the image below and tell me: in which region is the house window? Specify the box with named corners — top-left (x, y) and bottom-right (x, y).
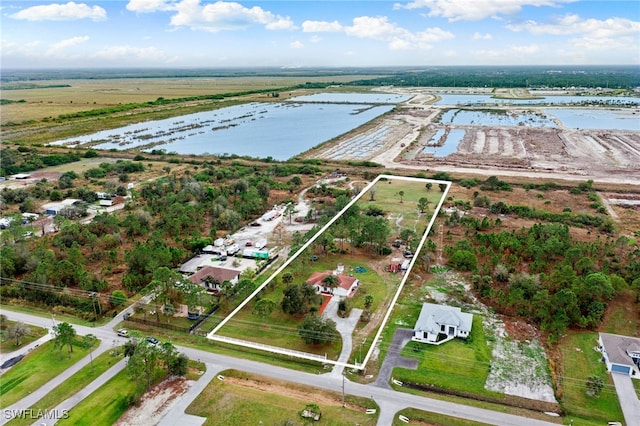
top-left (440, 324), bottom-right (445, 332)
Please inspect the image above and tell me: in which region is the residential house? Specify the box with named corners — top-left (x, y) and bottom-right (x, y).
top-left (412, 303), bottom-right (473, 345)
top-left (306, 264), bottom-right (359, 298)
top-left (188, 266), bottom-right (240, 294)
top-left (598, 332), bottom-right (640, 377)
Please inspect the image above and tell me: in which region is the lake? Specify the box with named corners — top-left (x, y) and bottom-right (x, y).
top-left (49, 99), bottom-right (398, 160)
top-left (440, 109), bottom-right (557, 127)
top-left (435, 94), bottom-right (639, 106)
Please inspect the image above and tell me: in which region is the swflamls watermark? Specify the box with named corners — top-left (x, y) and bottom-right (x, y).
top-left (3, 409), bottom-right (70, 421)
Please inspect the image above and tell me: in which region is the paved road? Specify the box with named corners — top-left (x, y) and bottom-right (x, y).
top-left (1, 309), bottom-right (561, 426)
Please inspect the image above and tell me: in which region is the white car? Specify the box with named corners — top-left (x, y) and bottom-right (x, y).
top-left (116, 328), bottom-right (129, 337)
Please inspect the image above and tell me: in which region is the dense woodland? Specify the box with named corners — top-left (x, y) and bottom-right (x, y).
top-left (0, 147), bottom-right (639, 344)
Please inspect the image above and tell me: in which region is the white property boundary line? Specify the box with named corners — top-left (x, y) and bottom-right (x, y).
top-left (208, 174), bottom-right (451, 370)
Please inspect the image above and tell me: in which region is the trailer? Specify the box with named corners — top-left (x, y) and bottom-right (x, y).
top-left (226, 244), bottom-right (240, 255)
top-left (242, 248), bottom-right (270, 259)
top-left (261, 210), bottom-right (279, 221)
top-left (401, 259), bottom-right (410, 271)
top-left (255, 238), bottom-right (267, 249)
top-left (214, 238), bottom-right (225, 247)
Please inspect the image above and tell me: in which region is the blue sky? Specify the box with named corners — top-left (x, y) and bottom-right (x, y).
top-left (2, 0), bottom-right (639, 68)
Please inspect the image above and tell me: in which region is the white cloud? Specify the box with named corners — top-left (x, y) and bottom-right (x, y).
top-left (126, 0), bottom-right (176, 13)
top-left (169, 0), bottom-right (295, 32)
top-left (344, 16), bottom-right (453, 50)
top-left (290, 40), bottom-right (304, 49)
top-left (10, 2), bottom-right (107, 21)
top-left (47, 36), bottom-right (89, 55)
top-left (472, 32), bottom-right (492, 40)
top-left (507, 14), bottom-right (639, 37)
top-left (394, 0), bottom-right (576, 22)
top-left (302, 20), bottom-right (343, 32)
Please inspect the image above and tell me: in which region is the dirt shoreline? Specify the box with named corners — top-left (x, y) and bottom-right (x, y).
top-left (305, 89), bottom-right (640, 186)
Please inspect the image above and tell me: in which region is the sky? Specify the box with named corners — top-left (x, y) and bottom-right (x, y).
top-left (1, 0), bottom-right (639, 69)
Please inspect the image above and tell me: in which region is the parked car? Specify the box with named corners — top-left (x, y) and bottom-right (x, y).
top-left (117, 328), bottom-right (129, 337)
top-left (403, 251), bottom-right (414, 259)
top-left (245, 241), bottom-right (253, 246)
top-left (249, 222), bottom-right (262, 227)
top-left (145, 336), bottom-right (159, 345)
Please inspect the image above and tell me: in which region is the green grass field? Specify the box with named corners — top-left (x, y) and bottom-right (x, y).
top-left (558, 331), bottom-right (624, 425)
top-left (394, 316), bottom-right (497, 398)
top-left (6, 349), bottom-right (123, 426)
top-left (0, 340), bottom-right (92, 409)
top-left (55, 368), bottom-right (137, 426)
top-left (0, 320), bottom-right (48, 353)
top-left (394, 408), bottom-right (492, 426)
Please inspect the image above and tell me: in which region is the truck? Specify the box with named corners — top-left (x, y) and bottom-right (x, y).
top-left (255, 238), bottom-right (267, 250)
top-left (242, 248), bottom-right (269, 259)
top-left (226, 244), bottom-right (240, 255)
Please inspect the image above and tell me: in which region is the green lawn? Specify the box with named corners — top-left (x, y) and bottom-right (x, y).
top-left (6, 349), bottom-right (124, 426)
top-left (558, 331), bottom-right (624, 425)
top-left (0, 320), bottom-right (48, 353)
top-left (0, 304), bottom-right (111, 327)
top-left (56, 368), bottom-right (138, 426)
top-left (0, 340), bottom-right (92, 408)
top-left (393, 316), bottom-right (498, 398)
top-left (394, 408), bottom-right (492, 426)
top-left (187, 369), bottom-right (378, 426)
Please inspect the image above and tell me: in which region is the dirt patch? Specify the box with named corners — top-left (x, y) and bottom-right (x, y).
top-left (114, 376), bottom-right (193, 426)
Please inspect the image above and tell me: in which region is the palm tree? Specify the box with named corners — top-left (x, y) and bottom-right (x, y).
top-left (322, 274), bottom-right (340, 293)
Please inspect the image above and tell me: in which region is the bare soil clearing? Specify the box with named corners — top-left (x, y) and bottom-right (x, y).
top-left (114, 376), bottom-right (192, 426)
top-left (306, 89), bottom-right (640, 185)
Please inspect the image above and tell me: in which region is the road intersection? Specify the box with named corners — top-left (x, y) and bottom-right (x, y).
top-left (0, 308), bottom-right (561, 426)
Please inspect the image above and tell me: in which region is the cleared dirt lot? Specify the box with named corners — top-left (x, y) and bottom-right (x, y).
top-left (306, 89), bottom-right (640, 185)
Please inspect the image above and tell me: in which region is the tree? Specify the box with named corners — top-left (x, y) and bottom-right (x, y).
top-left (283, 202), bottom-right (296, 224)
top-left (398, 190), bottom-right (405, 203)
top-left (447, 249), bottom-right (478, 271)
top-left (438, 183), bottom-right (447, 192)
top-left (322, 274), bottom-right (340, 291)
top-left (110, 290), bottom-right (127, 308)
top-left (417, 197), bottom-right (430, 213)
top-left (282, 272), bottom-right (294, 284)
top-left (7, 322), bottom-right (30, 346)
top-left (297, 313), bottom-right (339, 345)
top-left (586, 374), bottom-right (604, 397)
top-left (364, 295), bottom-right (374, 310)
top-left (252, 299), bottom-right (276, 318)
top-left (81, 334), bottom-right (98, 369)
top-left (53, 322), bottom-right (77, 354)
top-left (425, 182), bottom-right (433, 191)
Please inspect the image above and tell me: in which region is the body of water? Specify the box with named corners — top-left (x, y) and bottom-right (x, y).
top-left (290, 93), bottom-right (411, 104)
top-left (546, 108), bottom-right (640, 131)
top-left (49, 100), bottom-right (396, 160)
top-left (423, 129), bottom-right (466, 157)
top-left (436, 94), bottom-right (639, 106)
top-left (440, 109), bottom-right (557, 127)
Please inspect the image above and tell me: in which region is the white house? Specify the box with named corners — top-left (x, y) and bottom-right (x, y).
top-left (188, 266), bottom-right (240, 294)
top-left (412, 303), bottom-right (473, 345)
top-left (598, 332), bottom-right (640, 377)
top-left (306, 264), bottom-right (359, 298)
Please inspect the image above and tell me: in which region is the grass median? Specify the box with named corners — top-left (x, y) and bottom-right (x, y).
top-left (0, 340), bottom-right (92, 409)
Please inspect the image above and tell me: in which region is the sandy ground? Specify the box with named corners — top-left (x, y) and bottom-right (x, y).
top-left (114, 376), bottom-right (193, 426)
top-left (306, 89), bottom-right (640, 185)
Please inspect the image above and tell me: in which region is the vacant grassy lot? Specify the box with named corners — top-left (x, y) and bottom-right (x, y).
top-left (6, 349), bottom-right (123, 426)
top-left (55, 367), bottom-right (137, 426)
top-left (558, 331), bottom-right (624, 425)
top-left (0, 320), bottom-right (48, 353)
top-left (0, 340), bottom-right (92, 408)
top-left (187, 369), bottom-right (378, 426)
